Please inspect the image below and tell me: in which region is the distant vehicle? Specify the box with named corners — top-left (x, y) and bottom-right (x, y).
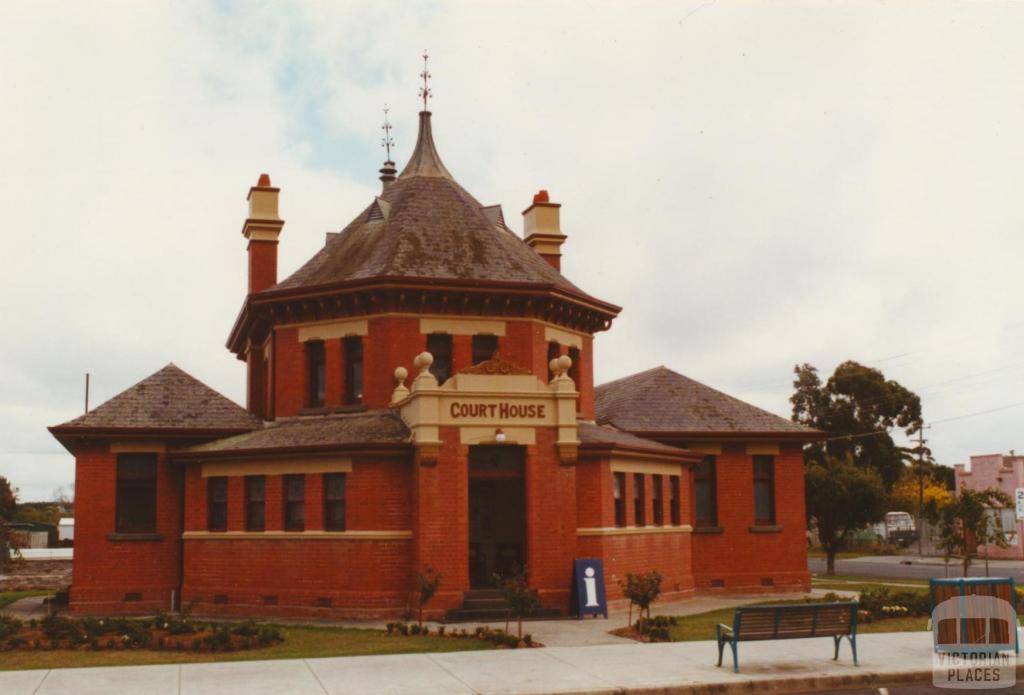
top-left (883, 511), bottom-right (917, 547)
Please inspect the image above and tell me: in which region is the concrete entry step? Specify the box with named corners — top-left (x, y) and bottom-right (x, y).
top-left (446, 589), bottom-right (562, 622)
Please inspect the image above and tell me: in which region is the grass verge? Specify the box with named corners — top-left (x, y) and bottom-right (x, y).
top-left (811, 573), bottom-right (929, 593)
top-left (665, 606), bottom-right (927, 642)
top-left (0, 625), bottom-right (493, 671)
top-left (0, 590), bottom-right (52, 610)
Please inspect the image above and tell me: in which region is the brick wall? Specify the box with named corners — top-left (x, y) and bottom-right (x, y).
top-left (268, 315), bottom-right (596, 417)
top-left (690, 443), bottom-right (810, 593)
top-left (69, 442), bottom-right (182, 615)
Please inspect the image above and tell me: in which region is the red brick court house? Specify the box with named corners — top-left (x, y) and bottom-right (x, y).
top-left (49, 106), bottom-right (820, 619)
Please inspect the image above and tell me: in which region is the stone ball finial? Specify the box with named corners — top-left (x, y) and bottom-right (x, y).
top-left (394, 366), bottom-right (408, 384)
top-left (549, 358), bottom-right (562, 375)
top-left (413, 352), bottom-right (434, 372)
top-left (557, 354), bottom-right (573, 373)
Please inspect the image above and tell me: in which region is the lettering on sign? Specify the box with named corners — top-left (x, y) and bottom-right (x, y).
top-left (449, 402), bottom-right (546, 420)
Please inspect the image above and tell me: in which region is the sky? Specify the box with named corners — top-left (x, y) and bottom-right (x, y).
top-left (1, 1), bottom-right (1022, 501)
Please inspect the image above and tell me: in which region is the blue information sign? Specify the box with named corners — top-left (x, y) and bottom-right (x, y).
top-left (572, 558), bottom-right (608, 619)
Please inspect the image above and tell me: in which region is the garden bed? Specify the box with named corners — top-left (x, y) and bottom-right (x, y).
top-left (386, 621), bottom-right (542, 648)
top-left (0, 614), bottom-right (281, 653)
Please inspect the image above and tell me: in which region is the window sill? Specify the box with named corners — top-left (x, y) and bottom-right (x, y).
top-left (106, 532), bottom-right (163, 543)
top-left (692, 526), bottom-right (724, 534)
top-left (334, 404), bottom-right (367, 414)
top-left (749, 525), bottom-right (782, 533)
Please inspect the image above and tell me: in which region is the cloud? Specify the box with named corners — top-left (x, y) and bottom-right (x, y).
top-left (1, 1), bottom-right (1022, 499)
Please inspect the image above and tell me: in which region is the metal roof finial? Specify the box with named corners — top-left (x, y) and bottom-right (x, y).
top-left (381, 105), bottom-right (394, 161)
top-left (418, 50), bottom-right (432, 111)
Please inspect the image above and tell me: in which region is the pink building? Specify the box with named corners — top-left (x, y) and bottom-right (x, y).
top-left (954, 454), bottom-right (1024, 560)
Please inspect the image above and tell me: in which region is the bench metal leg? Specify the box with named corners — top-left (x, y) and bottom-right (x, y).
top-left (730, 643), bottom-right (739, 673)
top-left (834, 634), bottom-right (858, 666)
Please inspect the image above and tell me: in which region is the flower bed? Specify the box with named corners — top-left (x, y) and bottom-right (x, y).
top-left (385, 622), bottom-right (540, 648)
top-left (0, 614), bottom-right (282, 653)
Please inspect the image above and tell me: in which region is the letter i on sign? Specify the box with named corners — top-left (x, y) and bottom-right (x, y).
top-left (584, 567), bottom-right (598, 607)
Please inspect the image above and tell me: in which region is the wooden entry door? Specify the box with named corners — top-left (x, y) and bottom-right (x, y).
top-left (468, 446), bottom-right (526, 588)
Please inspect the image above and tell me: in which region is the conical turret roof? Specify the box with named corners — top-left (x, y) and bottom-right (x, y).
top-left (269, 111), bottom-right (599, 299)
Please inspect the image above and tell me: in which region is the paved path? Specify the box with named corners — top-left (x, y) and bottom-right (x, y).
top-left (0, 631), bottom-right (948, 695)
top-left (809, 555), bottom-right (1024, 583)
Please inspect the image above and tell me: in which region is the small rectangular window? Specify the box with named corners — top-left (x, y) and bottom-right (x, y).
top-left (426, 334), bottom-right (453, 384)
top-left (324, 473), bottom-right (346, 531)
top-left (753, 455), bottom-right (776, 525)
top-left (207, 477), bottom-right (228, 532)
top-left (547, 342), bottom-right (561, 382)
top-left (115, 454), bottom-right (157, 534)
top-left (343, 336), bottom-right (364, 405)
top-left (694, 455), bottom-right (718, 527)
top-left (567, 346), bottom-right (580, 385)
top-left (633, 473), bottom-right (646, 527)
top-left (652, 474), bottom-right (664, 526)
top-left (471, 334), bottom-right (498, 365)
top-left (306, 340), bottom-right (326, 407)
top-left (245, 475), bottom-right (265, 532)
top-left (613, 472), bottom-right (626, 527)
top-left (284, 474), bottom-right (305, 531)
top-left (670, 475), bottom-right (681, 526)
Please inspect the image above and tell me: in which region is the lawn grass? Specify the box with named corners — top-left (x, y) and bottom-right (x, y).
top-left (811, 573), bottom-right (929, 593)
top-left (0, 590), bottom-right (52, 610)
top-left (665, 606), bottom-right (927, 642)
top-left (0, 625), bottom-right (494, 671)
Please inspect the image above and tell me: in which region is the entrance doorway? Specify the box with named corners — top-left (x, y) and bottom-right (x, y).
top-left (468, 445), bottom-right (526, 588)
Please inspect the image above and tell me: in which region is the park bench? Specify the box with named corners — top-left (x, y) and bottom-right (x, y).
top-left (716, 602), bottom-right (859, 673)
top-left (929, 577), bottom-right (1020, 655)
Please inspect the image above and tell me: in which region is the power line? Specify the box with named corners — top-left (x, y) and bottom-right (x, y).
top-left (930, 401), bottom-right (1024, 425)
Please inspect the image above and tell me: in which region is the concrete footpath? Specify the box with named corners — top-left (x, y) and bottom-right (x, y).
top-left (0, 631), bottom-right (949, 695)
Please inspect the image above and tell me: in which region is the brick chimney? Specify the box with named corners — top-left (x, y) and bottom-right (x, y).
top-left (242, 173), bottom-right (284, 294)
top-left (523, 190), bottom-right (566, 271)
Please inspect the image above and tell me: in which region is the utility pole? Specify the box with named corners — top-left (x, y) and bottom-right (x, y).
top-left (916, 425), bottom-right (930, 557)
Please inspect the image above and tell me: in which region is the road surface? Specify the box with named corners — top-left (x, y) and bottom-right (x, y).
top-left (809, 555), bottom-right (1024, 583)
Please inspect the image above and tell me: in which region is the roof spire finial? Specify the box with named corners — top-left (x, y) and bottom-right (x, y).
top-left (381, 104), bottom-right (394, 161)
top-left (418, 50), bottom-right (432, 112)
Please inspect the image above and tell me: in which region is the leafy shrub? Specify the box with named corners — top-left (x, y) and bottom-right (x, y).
top-left (437, 626), bottom-right (445, 636)
top-left (0, 616), bottom-right (23, 640)
top-left (257, 626), bottom-right (282, 646)
top-left (7, 635), bottom-right (27, 649)
top-left (230, 620), bottom-right (259, 637)
top-left (859, 587), bottom-right (930, 619)
top-left (523, 633), bottom-right (532, 646)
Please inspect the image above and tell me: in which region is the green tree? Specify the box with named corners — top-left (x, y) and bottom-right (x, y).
top-left (415, 567), bottom-right (442, 628)
top-left (931, 488), bottom-right (1013, 576)
top-left (806, 455), bottom-right (887, 575)
top-left (0, 476), bottom-right (17, 569)
top-left (619, 571), bottom-right (663, 633)
top-left (792, 361), bottom-right (923, 490)
top-left (493, 568), bottom-right (541, 640)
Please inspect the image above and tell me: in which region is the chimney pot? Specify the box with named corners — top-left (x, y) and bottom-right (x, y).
top-left (257, 173), bottom-right (271, 187)
top-left (533, 190), bottom-right (549, 204)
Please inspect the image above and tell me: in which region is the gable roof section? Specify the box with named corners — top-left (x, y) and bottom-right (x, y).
top-left (50, 364), bottom-right (260, 434)
top-left (577, 421), bottom-right (700, 460)
top-left (595, 366), bottom-right (820, 438)
top-left (181, 411), bottom-right (410, 456)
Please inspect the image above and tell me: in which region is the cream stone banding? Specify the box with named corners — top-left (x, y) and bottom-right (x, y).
top-left (110, 441), bottom-right (166, 454)
top-left (746, 444), bottom-right (780, 455)
top-left (687, 443), bottom-right (722, 455)
top-left (544, 326), bottom-right (583, 349)
top-left (298, 319), bottom-right (368, 342)
top-left (419, 317), bottom-right (506, 336)
top-left (201, 457), bottom-right (352, 478)
top-left (183, 530), bottom-right (412, 540)
top-left (609, 459), bottom-right (685, 476)
top-left (576, 526), bottom-right (692, 536)
top-left (459, 426), bottom-right (536, 445)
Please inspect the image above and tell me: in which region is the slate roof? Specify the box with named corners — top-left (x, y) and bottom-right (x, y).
top-left (269, 111), bottom-right (593, 298)
top-left (50, 364), bottom-right (260, 432)
top-left (184, 411), bottom-right (410, 454)
top-left (576, 421), bottom-right (698, 458)
top-left (595, 366), bottom-right (818, 437)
